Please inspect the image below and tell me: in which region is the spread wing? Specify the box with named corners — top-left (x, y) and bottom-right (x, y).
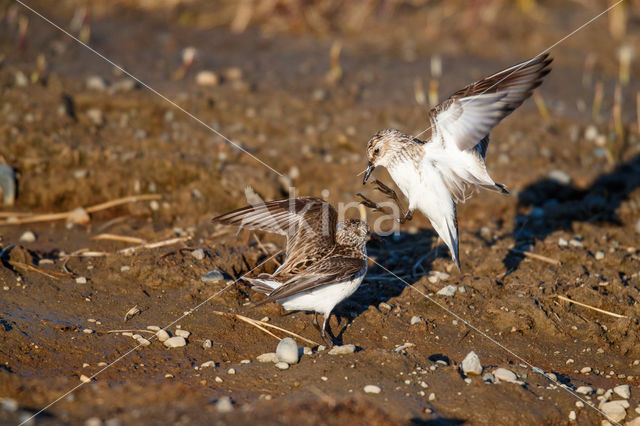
top-left (429, 53), bottom-right (552, 152)
top-left (257, 256), bottom-right (367, 304)
top-left (212, 197), bottom-right (338, 267)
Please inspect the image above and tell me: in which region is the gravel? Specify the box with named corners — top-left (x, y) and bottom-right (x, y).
top-left (163, 336), bottom-right (186, 348)
top-left (328, 344), bottom-right (356, 355)
top-left (460, 351), bottom-right (483, 376)
top-left (363, 385), bottom-right (381, 394)
top-left (276, 338), bottom-right (299, 364)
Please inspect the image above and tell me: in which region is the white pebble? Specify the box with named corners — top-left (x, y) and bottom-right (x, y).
top-left (580, 367), bottom-right (592, 374)
top-left (576, 386), bottom-right (593, 395)
top-left (202, 339), bottom-right (213, 349)
top-left (257, 353), bottom-right (279, 363)
top-left (328, 344), bottom-right (356, 355)
top-left (429, 393), bottom-right (436, 401)
top-left (569, 410), bottom-right (576, 421)
top-left (156, 330), bottom-right (170, 342)
top-left (216, 396), bottom-right (233, 413)
top-left (600, 401), bottom-right (628, 423)
top-left (227, 368), bottom-right (235, 375)
top-left (76, 276), bottom-right (87, 284)
top-left (200, 361), bottom-right (216, 368)
top-left (614, 384), bottom-right (630, 399)
top-left (595, 251), bottom-right (605, 260)
top-left (120, 265), bottom-right (130, 272)
top-left (83, 328), bottom-right (94, 334)
top-left (215, 376), bottom-right (223, 383)
top-left (460, 351), bottom-right (483, 376)
top-left (276, 338), bottom-right (299, 364)
top-left (135, 336), bottom-right (151, 346)
top-left (363, 385), bottom-right (381, 394)
top-left (436, 285), bottom-right (457, 297)
top-left (0, 398), bottom-right (18, 412)
top-left (303, 347), bottom-right (312, 355)
top-left (19, 231), bottom-right (36, 243)
top-left (196, 71), bottom-right (219, 86)
top-left (190, 249), bottom-right (205, 260)
top-left (67, 207), bottom-right (90, 224)
top-left (493, 368), bottom-right (518, 383)
top-left (163, 336), bottom-right (186, 348)
top-left (80, 374), bottom-right (91, 383)
top-left (175, 329), bottom-right (190, 338)
top-left (275, 362), bottom-right (289, 370)
top-left (146, 325), bottom-right (160, 331)
top-left (201, 270), bottom-right (224, 283)
top-left (410, 316), bottom-right (422, 325)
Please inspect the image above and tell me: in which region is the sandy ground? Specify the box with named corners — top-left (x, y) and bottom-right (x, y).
top-left (1, 1), bottom-right (640, 425)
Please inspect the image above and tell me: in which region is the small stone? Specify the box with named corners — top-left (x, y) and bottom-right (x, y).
top-left (569, 410), bottom-right (576, 421)
top-left (614, 384), bottom-right (630, 399)
top-left (190, 249), bottom-right (205, 260)
top-left (19, 231), bottom-right (36, 243)
top-left (437, 285), bottom-right (457, 297)
top-left (76, 276), bottom-right (87, 284)
top-left (67, 207), bottom-right (90, 225)
top-left (201, 270), bottom-right (224, 283)
top-left (175, 329), bottom-right (190, 338)
top-left (595, 251), bottom-right (605, 260)
top-left (276, 338), bottom-right (299, 364)
top-left (576, 401), bottom-right (584, 408)
top-left (156, 330), bottom-right (170, 342)
top-left (363, 385), bottom-right (381, 394)
top-left (328, 344), bottom-right (356, 355)
top-left (112, 78), bottom-right (136, 92)
top-left (87, 109), bottom-right (104, 126)
top-left (135, 336), bottom-right (151, 346)
top-left (581, 367), bottom-right (592, 374)
top-left (317, 345), bottom-right (326, 351)
top-left (200, 361), bottom-right (216, 368)
top-left (482, 373), bottom-right (495, 383)
top-left (548, 170), bottom-right (572, 185)
top-left (202, 339), bottom-right (212, 349)
top-left (80, 374), bottom-right (91, 383)
top-left (120, 265), bottom-right (130, 272)
top-left (216, 396), bottom-right (233, 413)
top-left (215, 376), bottom-right (223, 383)
top-left (86, 75), bottom-right (107, 91)
top-left (461, 351), bottom-right (483, 376)
top-left (196, 71), bottom-right (219, 86)
top-left (558, 238), bottom-right (568, 247)
top-left (257, 353), bottom-right (279, 363)
top-left (303, 347), bottom-right (312, 355)
top-left (227, 368), bottom-right (235, 375)
top-left (378, 302), bottom-right (392, 311)
top-left (163, 336), bottom-right (186, 348)
top-left (14, 71), bottom-right (28, 87)
top-left (0, 164), bottom-right (16, 206)
top-left (576, 386), bottom-right (594, 395)
top-left (146, 325), bottom-right (160, 331)
top-left (600, 401), bottom-right (627, 423)
top-left (493, 368), bottom-right (517, 383)
top-left (85, 417), bottom-right (102, 426)
top-left (410, 316), bottom-right (422, 325)
top-left (275, 362), bottom-right (289, 370)
top-left (240, 359), bottom-right (250, 364)
top-left (83, 328), bottom-right (94, 334)
top-left (0, 398), bottom-right (18, 412)
top-left (428, 393), bottom-right (436, 401)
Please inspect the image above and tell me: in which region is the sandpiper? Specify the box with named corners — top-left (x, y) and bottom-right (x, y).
top-left (213, 197), bottom-right (370, 346)
top-left (361, 53), bottom-right (552, 267)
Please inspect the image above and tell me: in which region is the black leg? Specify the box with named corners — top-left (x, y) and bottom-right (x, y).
top-left (356, 193), bottom-right (391, 214)
top-left (370, 179), bottom-right (414, 224)
top-left (321, 314), bottom-right (334, 347)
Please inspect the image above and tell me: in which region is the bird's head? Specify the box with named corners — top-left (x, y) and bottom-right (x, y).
top-left (363, 128), bottom-right (411, 183)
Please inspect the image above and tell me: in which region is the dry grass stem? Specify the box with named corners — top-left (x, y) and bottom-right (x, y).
top-left (509, 249), bottom-right (561, 266)
top-left (555, 295), bottom-right (628, 319)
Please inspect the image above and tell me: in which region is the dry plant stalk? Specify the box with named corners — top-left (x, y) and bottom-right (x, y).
top-left (592, 81), bottom-right (604, 121)
top-left (555, 295), bottom-right (627, 319)
top-left (509, 249), bottom-right (561, 266)
top-left (613, 83), bottom-right (624, 142)
top-left (533, 91), bottom-right (550, 120)
top-left (91, 234), bottom-right (147, 244)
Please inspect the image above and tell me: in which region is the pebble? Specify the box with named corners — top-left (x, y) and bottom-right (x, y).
top-left (80, 374), bottom-right (91, 383)
top-left (482, 373), bottom-right (495, 383)
top-left (135, 336), bottom-right (151, 346)
top-left (227, 368), bottom-right (235, 375)
top-left (428, 271), bottom-right (450, 283)
top-left (410, 316), bottom-right (422, 325)
top-left (216, 396), bottom-right (233, 413)
top-left (580, 367), bottom-right (592, 374)
top-left (0, 164), bottom-right (16, 206)
top-left (86, 75), bottom-right (107, 91)
top-left (0, 398), bottom-right (18, 412)
top-left (111, 78), bottom-right (136, 92)
top-left (19, 231), bottom-right (36, 243)
top-left (67, 207), bottom-right (90, 225)
top-left (276, 338), bottom-right (299, 364)
top-left (257, 352), bottom-right (279, 363)
top-left (614, 384), bottom-right (630, 399)
top-left (595, 251), bottom-right (605, 260)
top-left (85, 417), bottom-right (102, 426)
top-left (175, 329), bottom-right (191, 338)
top-left (460, 351), bottom-right (483, 376)
top-left (201, 270), bottom-right (224, 283)
top-left (155, 330), bottom-right (170, 342)
top-left (363, 385), bottom-right (381, 394)
top-left (328, 344), bottom-right (356, 355)
top-left (436, 285), bottom-right (457, 297)
top-left (576, 386), bottom-right (594, 395)
top-left (303, 347), bottom-right (312, 355)
top-left (202, 339), bottom-right (213, 349)
top-left (76, 276), bottom-right (87, 284)
top-left (493, 368), bottom-right (518, 383)
top-left (548, 169), bottom-right (572, 185)
top-left (600, 401), bottom-right (627, 423)
top-left (14, 71), bottom-right (28, 87)
top-left (428, 393), bottom-right (436, 401)
top-left (215, 376), bottom-right (223, 383)
top-left (190, 249), bottom-right (205, 260)
top-left (200, 361), bottom-right (216, 368)
top-left (558, 238), bottom-right (568, 247)
top-left (196, 71), bottom-right (219, 86)
top-left (275, 362), bottom-right (289, 370)
top-left (378, 302), bottom-right (392, 311)
top-left (120, 265), bottom-right (130, 272)
top-left (83, 328), bottom-right (94, 334)
top-left (87, 109), bottom-right (104, 126)
top-left (569, 410), bottom-right (576, 421)
top-left (163, 336), bottom-right (186, 348)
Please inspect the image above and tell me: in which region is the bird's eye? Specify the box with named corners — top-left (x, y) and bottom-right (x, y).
top-left (373, 148), bottom-right (380, 155)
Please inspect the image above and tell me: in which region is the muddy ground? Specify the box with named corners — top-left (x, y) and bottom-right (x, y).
top-left (1, 1), bottom-right (640, 425)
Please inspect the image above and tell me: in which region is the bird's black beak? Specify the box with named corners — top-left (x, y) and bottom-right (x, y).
top-left (363, 162), bottom-right (375, 184)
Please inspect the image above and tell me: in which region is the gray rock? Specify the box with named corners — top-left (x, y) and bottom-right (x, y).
top-left (548, 170), bottom-right (572, 185)
top-left (494, 368), bottom-right (518, 383)
top-left (163, 336), bottom-right (186, 348)
top-left (363, 385), bottom-right (381, 394)
top-left (410, 316), bottom-right (422, 325)
top-left (190, 249), bottom-right (205, 260)
top-left (276, 338), bottom-right (299, 364)
top-left (0, 164), bottom-right (16, 206)
top-left (216, 396), bottom-right (233, 413)
top-left (461, 351), bottom-right (483, 376)
top-left (19, 231), bottom-right (36, 243)
top-left (257, 352), bottom-right (279, 363)
top-left (614, 384), bottom-right (631, 399)
top-left (275, 362), bottom-right (289, 370)
top-left (328, 344), bottom-right (356, 355)
top-left (437, 285), bottom-right (457, 297)
top-left (201, 270), bottom-right (224, 283)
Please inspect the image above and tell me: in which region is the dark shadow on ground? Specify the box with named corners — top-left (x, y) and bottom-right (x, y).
top-left (504, 154), bottom-right (640, 274)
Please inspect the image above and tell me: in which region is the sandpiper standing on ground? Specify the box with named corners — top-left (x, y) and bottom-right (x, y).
top-left (213, 197), bottom-right (370, 346)
top-left (361, 53), bottom-right (552, 268)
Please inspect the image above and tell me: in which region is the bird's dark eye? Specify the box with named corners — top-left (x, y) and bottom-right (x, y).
top-left (373, 148), bottom-right (380, 155)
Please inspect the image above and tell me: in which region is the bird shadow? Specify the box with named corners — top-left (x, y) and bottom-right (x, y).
top-left (503, 154), bottom-right (640, 274)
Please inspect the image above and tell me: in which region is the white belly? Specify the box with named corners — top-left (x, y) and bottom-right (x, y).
top-left (279, 268), bottom-right (366, 316)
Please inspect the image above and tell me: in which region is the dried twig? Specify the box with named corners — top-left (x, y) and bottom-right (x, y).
top-left (555, 295), bottom-right (628, 319)
top-left (119, 237), bottom-right (189, 255)
top-left (91, 233), bottom-right (147, 244)
top-left (509, 249), bottom-right (561, 266)
top-left (8, 261), bottom-right (68, 280)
